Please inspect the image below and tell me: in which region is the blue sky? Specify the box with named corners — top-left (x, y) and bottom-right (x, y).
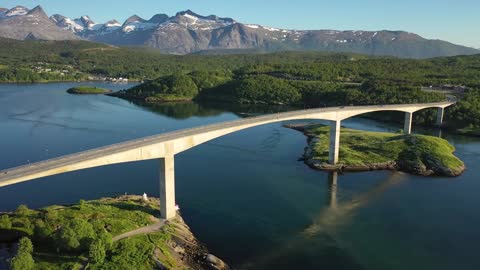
top-left (4, 0), bottom-right (479, 48)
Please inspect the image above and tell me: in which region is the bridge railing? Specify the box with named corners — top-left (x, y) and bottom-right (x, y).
top-left (0, 101), bottom-right (455, 176)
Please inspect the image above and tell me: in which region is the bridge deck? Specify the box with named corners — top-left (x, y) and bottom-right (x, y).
top-left (0, 101), bottom-right (454, 187)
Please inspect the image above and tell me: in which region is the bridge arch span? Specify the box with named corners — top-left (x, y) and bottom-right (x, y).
top-left (0, 101), bottom-right (455, 219)
top-left (335, 103), bottom-right (450, 121)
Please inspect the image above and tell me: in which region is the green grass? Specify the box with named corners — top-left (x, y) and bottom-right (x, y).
top-left (67, 86), bottom-right (111, 94)
top-left (305, 124), bottom-right (464, 175)
top-left (0, 196), bottom-right (180, 269)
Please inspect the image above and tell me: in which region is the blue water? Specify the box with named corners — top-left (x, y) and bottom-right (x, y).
top-left (0, 82), bottom-right (479, 269)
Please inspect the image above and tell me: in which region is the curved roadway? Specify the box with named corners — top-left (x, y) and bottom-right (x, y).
top-left (0, 101), bottom-right (454, 187)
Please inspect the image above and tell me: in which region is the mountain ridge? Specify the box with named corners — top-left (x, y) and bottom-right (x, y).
top-left (0, 5), bottom-right (78, 41)
top-left (0, 5), bottom-right (477, 58)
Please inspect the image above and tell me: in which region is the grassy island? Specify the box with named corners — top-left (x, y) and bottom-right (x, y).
top-left (0, 196), bottom-right (228, 270)
top-left (67, 86), bottom-right (112, 94)
top-left (287, 124), bottom-right (465, 177)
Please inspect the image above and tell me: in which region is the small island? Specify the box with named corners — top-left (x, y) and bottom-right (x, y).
top-left (0, 196), bottom-right (228, 270)
top-left (286, 123), bottom-right (465, 177)
top-left (67, 86), bottom-right (112, 94)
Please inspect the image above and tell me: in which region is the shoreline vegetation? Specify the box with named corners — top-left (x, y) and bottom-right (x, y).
top-left (0, 195), bottom-right (229, 270)
top-left (1, 38), bottom-right (480, 136)
top-left (285, 123), bottom-right (465, 177)
top-left (0, 79), bottom-right (140, 84)
top-left (109, 70), bottom-right (480, 137)
top-left (66, 86), bottom-right (112, 94)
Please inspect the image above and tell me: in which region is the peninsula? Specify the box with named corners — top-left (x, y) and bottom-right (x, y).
top-left (0, 196), bottom-right (228, 270)
top-left (287, 123), bottom-right (465, 177)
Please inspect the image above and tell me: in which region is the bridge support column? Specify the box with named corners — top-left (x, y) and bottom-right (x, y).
top-left (329, 120), bottom-right (341, 165)
top-left (404, 112), bottom-right (413, 135)
top-left (159, 155), bottom-right (176, 220)
top-left (436, 107), bottom-right (444, 127)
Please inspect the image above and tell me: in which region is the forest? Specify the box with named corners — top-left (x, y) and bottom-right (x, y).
top-left (0, 38), bottom-right (479, 134)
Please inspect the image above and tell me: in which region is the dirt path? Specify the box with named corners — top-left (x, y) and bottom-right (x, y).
top-left (112, 220), bottom-right (166, 242)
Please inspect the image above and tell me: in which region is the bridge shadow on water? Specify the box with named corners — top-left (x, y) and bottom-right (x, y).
top-left (238, 171), bottom-right (407, 270)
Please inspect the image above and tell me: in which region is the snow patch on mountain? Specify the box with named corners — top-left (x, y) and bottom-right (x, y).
top-left (4, 6), bottom-right (29, 17)
top-left (264, 27), bottom-right (281, 32)
top-left (51, 14), bottom-right (123, 35)
top-left (174, 11), bottom-right (234, 30)
top-left (63, 17), bottom-right (85, 32)
top-left (51, 15), bottom-right (85, 33)
top-left (183, 13), bottom-right (198, 21)
top-left (105, 20), bottom-right (121, 28)
top-left (122, 21), bottom-right (157, 33)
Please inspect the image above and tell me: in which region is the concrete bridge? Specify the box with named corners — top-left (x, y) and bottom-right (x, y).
top-left (0, 101), bottom-right (454, 219)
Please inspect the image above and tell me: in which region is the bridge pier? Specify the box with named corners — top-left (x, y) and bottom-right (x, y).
top-left (159, 155), bottom-right (176, 220)
top-left (329, 120), bottom-right (341, 165)
top-left (404, 112), bottom-right (413, 134)
top-left (436, 107), bottom-right (445, 127)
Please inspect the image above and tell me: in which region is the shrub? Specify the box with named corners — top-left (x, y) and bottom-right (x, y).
top-left (15, 205), bottom-right (31, 216)
top-left (18, 237), bottom-right (33, 254)
top-left (10, 252), bottom-right (34, 270)
top-left (0, 215), bottom-right (11, 229)
top-left (10, 237), bottom-right (34, 270)
top-left (89, 239), bottom-right (106, 265)
top-left (55, 218), bottom-right (95, 252)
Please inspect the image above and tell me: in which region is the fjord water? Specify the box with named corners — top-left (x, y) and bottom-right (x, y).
top-left (1, 83), bottom-right (480, 270)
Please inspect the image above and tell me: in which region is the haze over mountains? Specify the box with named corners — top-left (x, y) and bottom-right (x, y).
top-left (0, 5), bottom-right (478, 58)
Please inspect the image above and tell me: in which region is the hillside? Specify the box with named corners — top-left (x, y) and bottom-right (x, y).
top-left (1, 38), bottom-right (480, 136)
top-left (0, 37), bottom-right (479, 86)
top-left (0, 196), bottom-right (228, 269)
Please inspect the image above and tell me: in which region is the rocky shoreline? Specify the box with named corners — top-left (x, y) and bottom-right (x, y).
top-left (286, 123), bottom-right (465, 177)
top-left (122, 196), bottom-right (230, 270)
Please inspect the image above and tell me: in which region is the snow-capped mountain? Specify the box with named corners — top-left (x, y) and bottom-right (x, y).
top-left (51, 14), bottom-right (121, 36)
top-left (3, 5), bottom-right (29, 17)
top-left (50, 14), bottom-right (85, 33)
top-left (0, 5), bottom-right (478, 58)
top-left (120, 15), bottom-right (157, 33)
top-left (0, 5), bottom-right (78, 40)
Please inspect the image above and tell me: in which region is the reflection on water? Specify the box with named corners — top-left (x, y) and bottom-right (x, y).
top-left (128, 100), bottom-right (224, 119)
top-left (328, 171), bottom-right (338, 209)
top-left (304, 172), bottom-right (406, 237)
top-left (240, 172), bottom-right (406, 269)
top-left (125, 100), bottom-right (301, 120)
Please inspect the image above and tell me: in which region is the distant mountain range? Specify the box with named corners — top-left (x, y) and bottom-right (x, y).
top-left (0, 5), bottom-right (478, 58)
